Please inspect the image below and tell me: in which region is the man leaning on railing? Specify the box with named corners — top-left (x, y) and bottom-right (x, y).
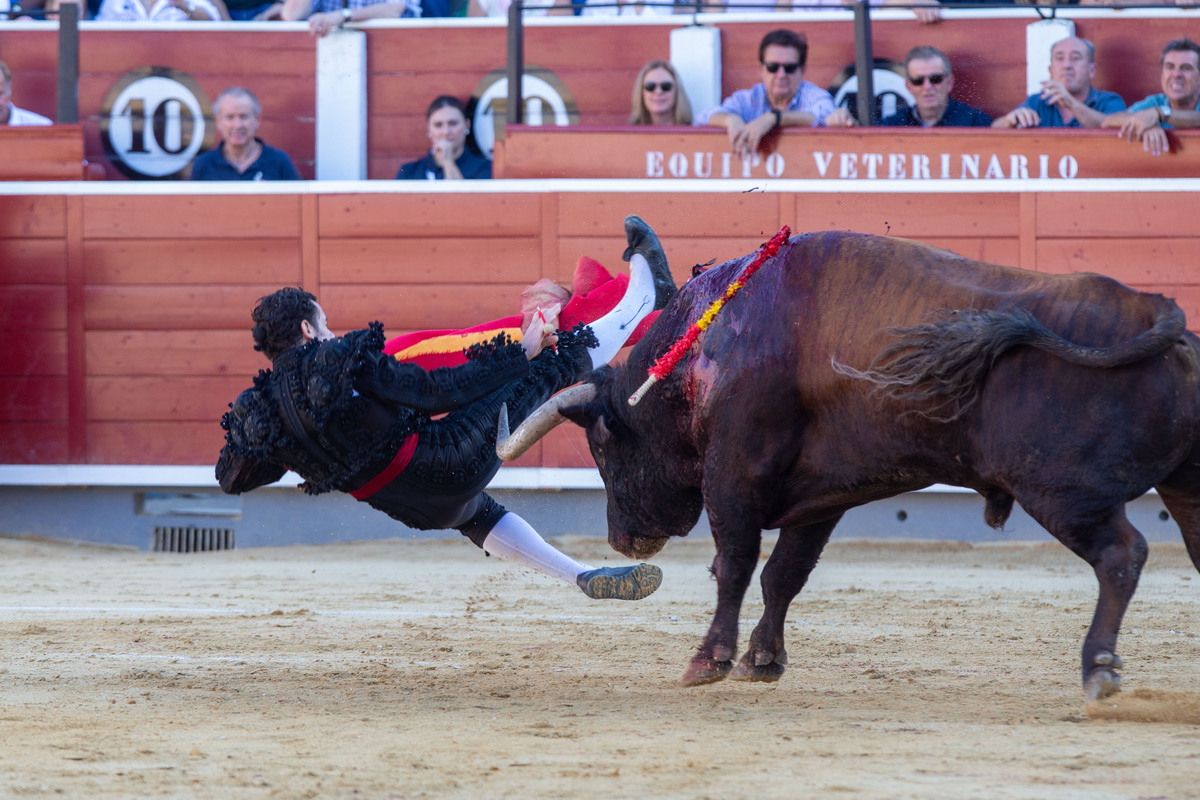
top-left (1103, 38), bottom-right (1200, 156)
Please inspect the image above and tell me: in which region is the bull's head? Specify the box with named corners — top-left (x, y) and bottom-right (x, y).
top-left (497, 366), bottom-right (703, 559)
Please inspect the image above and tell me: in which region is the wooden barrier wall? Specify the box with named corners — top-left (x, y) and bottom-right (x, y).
top-left (497, 128), bottom-right (1200, 179)
top-left (3, 182), bottom-right (1200, 469)
top-left (0, 127), bottom-right (88, 181)
top-left (1, 12), bottom-right (1197, 180)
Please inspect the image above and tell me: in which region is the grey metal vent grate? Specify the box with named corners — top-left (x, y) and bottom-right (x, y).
top-left (153, 526), bottom-right (235, 553)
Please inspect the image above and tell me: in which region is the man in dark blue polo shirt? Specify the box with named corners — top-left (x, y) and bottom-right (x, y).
top-left (880, 46), bottom-right (992, 128)
top-left (191, 87), bottom-right (301, 181)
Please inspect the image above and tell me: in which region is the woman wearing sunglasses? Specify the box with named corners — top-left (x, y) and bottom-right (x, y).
top-left (697, 29), bottom-right (835, 159)
top-left (629, 60), bottom-right (693, 126)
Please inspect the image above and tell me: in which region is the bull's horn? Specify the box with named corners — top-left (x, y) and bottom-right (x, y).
top-left (496, 383), bottom-right (598, 461)
top-left (623, 215), bottom-right (676, 311)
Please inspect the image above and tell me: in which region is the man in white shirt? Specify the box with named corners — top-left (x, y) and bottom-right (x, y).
top-left (1, 61), bottom-right (53, 126)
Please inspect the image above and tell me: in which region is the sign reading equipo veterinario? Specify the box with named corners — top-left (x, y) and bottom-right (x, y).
top-left (496, 128), bottom-right (1200, 181)
top-left (100, 67), bottom-right (215, 180)
top-left (645, 150), bottom-right (1081, 180)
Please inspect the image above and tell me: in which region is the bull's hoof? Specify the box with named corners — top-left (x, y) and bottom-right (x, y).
top-left (1084, 651), bottom-right (1124, 701)
top-left (680, 659), bottom-right (733, 687)
top-left (1084, 669), bottom-right (1122, 701)
top-left (729, 658), bottom-right (786, 683)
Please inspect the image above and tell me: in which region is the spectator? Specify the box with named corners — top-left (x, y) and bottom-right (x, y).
top-left (277, 0), bottom-right (415, 35)
top-left (11, 0), bottom-right (104, 16)
top-left (95, 0), bottom-right (228, 19)
top-left (1102, 38), bottom-right (1200, 156)
top-left (578, 0), bottom-right (674, 15)
top-left (876, 46), bottom-right (991, 127)
top-left (992, 37), bottom-right (1124, 129)
top-left (629, 60), bottom-right (693, 126)
top-left (0, 61), bottom-right (52, 126)
top-left (775, 0), bottom-right (944, 24)
top-left (396, 96), bottom-right (491, 181)
top-left (825, 46), bottom-right (991, 128)
top-left (1078, 0), bottom-right (1191, 5)
top-left (466, 0), bottom-right (563, 15)
top-left (697, 29), bottom-right (835, 159)
top-left (224, 0), bottom-right (276, 19)
top-left (191, 88), bottom-right (301, 181)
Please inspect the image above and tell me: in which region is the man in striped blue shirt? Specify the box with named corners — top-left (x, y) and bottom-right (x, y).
top-left (697, 29), bottom-right (835, 160)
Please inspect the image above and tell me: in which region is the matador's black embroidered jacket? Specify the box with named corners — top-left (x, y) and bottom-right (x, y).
top-left (216, 322), bottom-right (530, 497)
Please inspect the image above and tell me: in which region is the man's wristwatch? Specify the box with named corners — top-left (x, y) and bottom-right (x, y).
top-left (1157, 104), bottom-right (1172, 124)
top-left (771, 109), bottom-right (782, 129)
top-left (341, 6), bottom-right (352, 21)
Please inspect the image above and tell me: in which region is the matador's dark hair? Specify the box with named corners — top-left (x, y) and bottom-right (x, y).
top-left (251, 287), bottom-right (318, 361)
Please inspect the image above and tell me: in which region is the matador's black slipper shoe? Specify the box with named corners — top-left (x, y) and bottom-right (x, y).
top-left (576, 563), bottom-right (663, 601)
top-left (622, 215), bottom-right (676, 311)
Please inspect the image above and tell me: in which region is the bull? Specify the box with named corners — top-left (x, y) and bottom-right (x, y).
top-left (498, 226), bottom-right (1200, 702)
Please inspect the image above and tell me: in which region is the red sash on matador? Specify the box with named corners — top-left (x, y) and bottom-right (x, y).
top-left (383, 256), bottom-right (661, 369)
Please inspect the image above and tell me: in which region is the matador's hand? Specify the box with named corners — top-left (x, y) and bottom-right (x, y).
top-left (521, 303), bottom-right (561, 360)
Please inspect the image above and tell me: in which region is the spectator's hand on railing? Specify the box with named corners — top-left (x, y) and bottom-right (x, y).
top-left (881, 0), bottom-right (941, 24)
top-left (825, 107), bottom-right (859, 128)
top-left (1102, 107), bottom-right (1171, 156)
top-left (728, 113), bottom-right (776, 160)
top-left (1136, 125), bottom-right (1170, 156)
top-left (994, 107), bottom-right (1040, 129)
top-left (911, 1), bottom-right (940, 24)
top-left (169, 0), bottom-right (218, 19)
top-left (1118, 107), bottom-right (1162, 143)
top-left (308, 10), bottom-right (342, 34)
top-left (721, 118), bottom-right (749, 158)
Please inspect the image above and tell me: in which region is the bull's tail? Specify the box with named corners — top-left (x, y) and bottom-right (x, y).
top-left (833, 297), bottom-right (1187, 422)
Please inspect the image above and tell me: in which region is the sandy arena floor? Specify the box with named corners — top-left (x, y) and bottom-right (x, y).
top-left (2, 532), bottom-right (1199, 799)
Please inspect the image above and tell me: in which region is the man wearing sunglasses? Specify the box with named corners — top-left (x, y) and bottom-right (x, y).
top-left (697, 29), bottom-right (835, 159)
top-left (879, 46), bottom-right (992, 128)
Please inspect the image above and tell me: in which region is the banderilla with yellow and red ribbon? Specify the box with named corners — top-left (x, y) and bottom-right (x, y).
top-left (627, 225), bottom-right (791, 407)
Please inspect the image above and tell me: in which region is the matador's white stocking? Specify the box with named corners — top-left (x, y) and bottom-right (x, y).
top-left (481, 511), bottom-right (589, 585)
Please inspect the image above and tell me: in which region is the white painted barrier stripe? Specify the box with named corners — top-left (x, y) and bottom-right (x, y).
top-left (0, 464), bottom-right (988, 493)
top-left (0, 465), bottom-right (606, 489)
top-left (3, 178), bottom-right (1200, 196)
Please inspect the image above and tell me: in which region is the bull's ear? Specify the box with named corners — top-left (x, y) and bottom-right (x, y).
top-left (562, 402), bottom-right (616, 446)
top-left (594, 415), bottom-right (613, 446)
